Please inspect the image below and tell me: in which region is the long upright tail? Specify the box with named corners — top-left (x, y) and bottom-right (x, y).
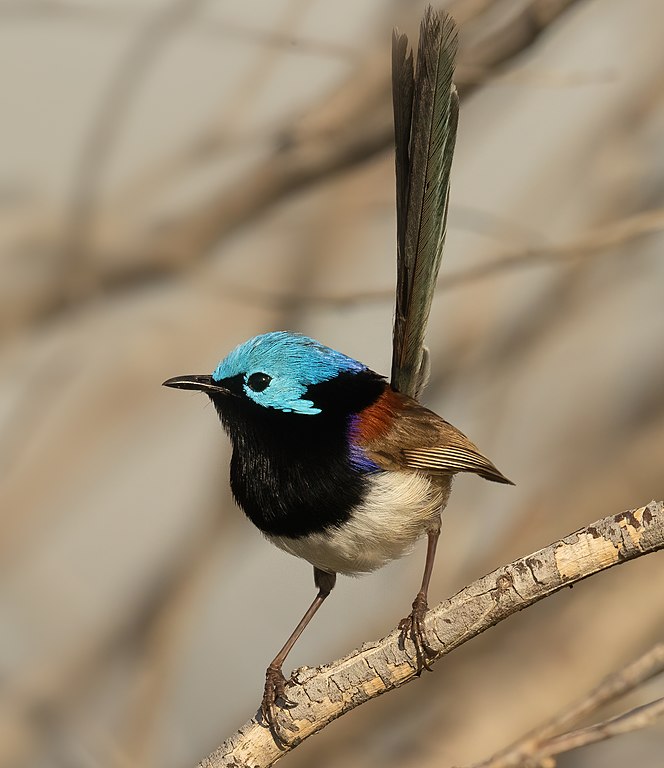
top-left (390, 8), bottom-right (459, 399)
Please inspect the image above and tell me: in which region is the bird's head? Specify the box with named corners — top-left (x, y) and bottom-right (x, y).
top-left (163, 332), bottom-right (385, 421)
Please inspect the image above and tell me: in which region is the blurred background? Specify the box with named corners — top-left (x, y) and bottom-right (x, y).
top-left (1, 0), bottom-right (663, 766)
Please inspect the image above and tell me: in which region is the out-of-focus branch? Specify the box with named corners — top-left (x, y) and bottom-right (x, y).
top-left (58, 0), bottom-right (205, 303)
top-left (91, 0), bottom-right (585, 268)
top-left (0, 1), bottom-right (359, 59)
top-left (545, 697), bottom-right (664, 755)
top-left (210, 206), bottom-right (664, 310)
top-left (11, 0), bottom-right (586, 332)
top-left (198, 501), bottom-right (663, 768)
top-left (470, 643), bottom-right (664, 767)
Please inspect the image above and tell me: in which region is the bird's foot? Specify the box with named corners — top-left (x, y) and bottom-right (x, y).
top-left (398, 591), bottom-right (437, 673)
top-left (260, 664), bottom-right (297, 747)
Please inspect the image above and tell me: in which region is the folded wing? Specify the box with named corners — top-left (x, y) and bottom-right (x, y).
top-left (358, 389), bottom-right (512, 485)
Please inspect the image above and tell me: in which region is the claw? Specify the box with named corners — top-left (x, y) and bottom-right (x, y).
top-left (399, 591), bottom-right (437, 673)
top-left (260, 664), bottom-right (297, 747)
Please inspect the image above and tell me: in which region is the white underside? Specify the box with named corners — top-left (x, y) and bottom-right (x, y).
top-left (267, 471), bottom-right (448, 575)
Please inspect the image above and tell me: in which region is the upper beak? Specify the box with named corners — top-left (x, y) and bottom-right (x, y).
top-left (162, 375), bottom-right (231, 396)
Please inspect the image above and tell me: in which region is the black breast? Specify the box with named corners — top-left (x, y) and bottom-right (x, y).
top-left (212, 370), bottom-right (385, 538)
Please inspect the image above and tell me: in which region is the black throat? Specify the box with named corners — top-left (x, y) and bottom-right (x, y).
top-left (210, 371), bottom-right (385, 538)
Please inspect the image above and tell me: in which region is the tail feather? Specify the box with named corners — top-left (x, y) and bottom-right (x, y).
top-left (391, 8), bottom-right (459, 399)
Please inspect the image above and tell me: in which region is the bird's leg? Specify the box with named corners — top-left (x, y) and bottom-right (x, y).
top-left (399, 520), bottom-right (440, 673)
top-left (261, 567), bottom-right (336, 744)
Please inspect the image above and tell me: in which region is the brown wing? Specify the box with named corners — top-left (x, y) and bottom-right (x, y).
top-left (359, 390), bottom-right (513, 485)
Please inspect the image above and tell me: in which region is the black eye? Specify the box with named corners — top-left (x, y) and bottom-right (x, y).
top-left (247, 372), bottom-right (272, 393)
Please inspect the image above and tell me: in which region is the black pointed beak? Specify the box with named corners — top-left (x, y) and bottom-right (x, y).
top-left (162, 375), bottom-right (231, 396)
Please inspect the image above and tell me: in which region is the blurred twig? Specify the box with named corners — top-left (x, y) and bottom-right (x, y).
top-left (114, 0), bottom-right (314, 231)
top-left (542, 697), bottom-right (664, 755)
top-left (58, 0), bottom-right (205, 305)
top-left (211, 206), bottom-right (664, 310)
top-left (199, 501), bottom-right (664, 768)
top-left (99, 0), bottom-right (585, 265)
top-left (469, 643), bottom-right (664, 767)
top-left (0, 503), bottom-right (234, 768)
top-left (0, 1), bottom-right (360, 60)
top-left (10, 0), bottom-right (585, 332)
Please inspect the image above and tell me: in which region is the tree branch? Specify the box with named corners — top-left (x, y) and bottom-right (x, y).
top-left (544, 696), bottom-right (664, 755)
top-left (209, 206), bottom-right (664, 311)
top-left (11, 0), bottom-right (587, 333)
top-left (470, 642), bottom-right (664, 767)
top-left (91, 0), bottom-right (585, 272)
top-left (197, 500), bottom-right (664, 768)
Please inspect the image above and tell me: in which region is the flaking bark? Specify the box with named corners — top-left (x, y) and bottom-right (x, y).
top-left (197, 500), bottom-right (664, 768)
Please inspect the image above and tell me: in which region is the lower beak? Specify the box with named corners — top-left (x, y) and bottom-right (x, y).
top-left (162, 375), bottom-right (231, 396)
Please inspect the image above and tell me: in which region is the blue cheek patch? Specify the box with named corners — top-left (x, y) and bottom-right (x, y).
top-left (244, 384), bottom-right (321, 415)
top-left (212, 332), bottom-right (367, 415)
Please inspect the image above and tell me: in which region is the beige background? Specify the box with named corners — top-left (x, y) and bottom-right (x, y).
top-left (1, 1), bottom-right (663, 767)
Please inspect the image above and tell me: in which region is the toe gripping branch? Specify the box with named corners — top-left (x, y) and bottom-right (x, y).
top-left (399, 590), bottom-right (437, 672)
top-left (259, 568), bottom-right (337, 746)
top-left (399, 524), bottom-right (441, 672)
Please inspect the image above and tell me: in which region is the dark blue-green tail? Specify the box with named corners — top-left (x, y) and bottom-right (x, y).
top-left (391, 7), bottom-right (459, 399)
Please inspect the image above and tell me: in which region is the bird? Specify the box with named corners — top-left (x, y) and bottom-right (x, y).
top-left (163, 7), bottom-right (512, 742)
top-left (163, 332), bottom-right (511, 733)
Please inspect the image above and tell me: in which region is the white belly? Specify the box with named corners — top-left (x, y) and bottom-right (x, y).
top-left (267, 471), bottom-right (449, 575)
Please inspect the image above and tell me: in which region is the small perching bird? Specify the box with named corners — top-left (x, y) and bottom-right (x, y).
top-left (163, 7), bottom-right (511, 743)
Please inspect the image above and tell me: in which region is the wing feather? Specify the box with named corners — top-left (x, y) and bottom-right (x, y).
top-left (404, 445), bottom-right (513, 485)
top-left (359, 390), bottom-right (512, 485)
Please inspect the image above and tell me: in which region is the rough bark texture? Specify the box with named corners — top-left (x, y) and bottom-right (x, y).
top-left (200, 501), bottom-right (664, 768)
